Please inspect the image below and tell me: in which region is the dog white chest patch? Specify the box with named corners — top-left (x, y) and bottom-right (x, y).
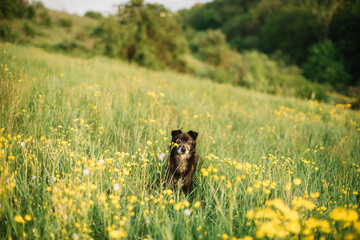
top-left (177, 154), bottom-right (188, 172)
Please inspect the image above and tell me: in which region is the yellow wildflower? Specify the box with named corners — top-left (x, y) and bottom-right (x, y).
top-left (329, 207), bottom-right (359, 222)
top-left (15, 215), bottom-right (26, 223)
top-left (194, 201), bottom-right (201, 208)
top-left (247, 187), bottom-right (253, 194)
top-left (222, 233), bottom-right (229, 240)
top-left (293, 178), bottom-right (302, 186)
top-left (109, 229), bottom-right (126, 238)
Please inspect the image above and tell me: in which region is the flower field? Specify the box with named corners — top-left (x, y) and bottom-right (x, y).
top-left (0, 43), bottom-right (360, 239)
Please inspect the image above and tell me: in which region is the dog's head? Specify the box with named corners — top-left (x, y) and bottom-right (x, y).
top-left (171, 129), bottom-right (198, 155)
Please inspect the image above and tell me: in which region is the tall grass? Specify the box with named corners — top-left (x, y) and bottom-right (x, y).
top-left (0, 42), bottom-right (359, 239)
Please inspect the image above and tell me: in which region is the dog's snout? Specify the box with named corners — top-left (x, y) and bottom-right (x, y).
top-left (181, 147), bottom-right (186, 152)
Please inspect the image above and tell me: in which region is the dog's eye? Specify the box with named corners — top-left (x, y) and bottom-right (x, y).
top-left (176, 139), bottom-right (181, 144)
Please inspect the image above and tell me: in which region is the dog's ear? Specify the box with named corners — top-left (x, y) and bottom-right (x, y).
top-left (187, 130), bottom-right (198, 141)
top-left (171, 129), bottom-right (182, 138)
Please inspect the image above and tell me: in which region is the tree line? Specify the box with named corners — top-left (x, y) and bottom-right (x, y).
top-left (1, 0), bottom-right (359, 101)
top-left (179, 0), bottom-right (360, 91)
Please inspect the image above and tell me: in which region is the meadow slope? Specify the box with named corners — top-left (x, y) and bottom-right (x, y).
top-left (0, 43), bottom-right (360, 239)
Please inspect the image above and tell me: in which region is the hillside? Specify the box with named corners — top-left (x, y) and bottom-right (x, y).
top-left (3, 9), bottom-right (99, 56)
top-left (1, 43), bottom-right (360, 239)
top-left (5, 5), bottom-right (355, 103)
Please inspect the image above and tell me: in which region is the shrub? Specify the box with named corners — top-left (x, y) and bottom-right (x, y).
top-left (26, 5), bottom-right (35, 19)
top-left (239, 51), bottom-right (327, 100)
top-left (59, 18), bottom-right (73, 30)
top-left (39, 10), bottom-right (52, 27)
top-left (0, 23), bottom-right (18, 42)
top-left (23, 22), bottom-right (35, 37)
top-left (195, 50), bottom-right (327, 101)
top-left (84, 11), bottom-right (104, 20)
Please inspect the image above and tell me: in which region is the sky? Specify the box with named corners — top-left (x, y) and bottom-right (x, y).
top-left (42, 0), bottom-right (212, 16)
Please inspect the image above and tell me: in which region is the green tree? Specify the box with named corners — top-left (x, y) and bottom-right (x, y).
top-left (95, 0), bottom-right (186, 69)
top-left (303, 40), bottom-right (350, 90)
top-left (196, 29), bottom-right (229, 66)
top-left (329, 0), bottom-right (360, 85)
top-left (260, 7), bottom-right (321, 64)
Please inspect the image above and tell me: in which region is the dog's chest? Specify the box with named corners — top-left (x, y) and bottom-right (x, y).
top-left (175, 154), bottom-right (189, 173)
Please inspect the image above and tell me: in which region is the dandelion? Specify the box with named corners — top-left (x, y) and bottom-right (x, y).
top-left (128, 196), bottom-right (138, 203)
top-left (243, 236), bottom-right (253, 240)
top-left (174, 203), bottom-right (181, 210)
top-left (194, 201), bottom-right (201, 208)
top-left (222, 233), bottom-right (229, 240)
top-left (15, 215), bottom-right (26, 223)
top-left (109, 229), bottom-right (126, 238)
top-left (147, 91), bottom-right (156, 98)
top-left (329, 207), bottom-right (359, 222)
top-left (293, 178), bottom-right (302, 186)
top-left (246, 210), bottom-right (254, 220)
top-left (247, 187), bottom-right (253, 194)
top-left (114, 183), bottom-right (120, 191)
top-left (184, 209), bottom-right (191, 216)
top-left (98, 159), bottom-right (104, 164)
top-left (354, 221), bottom-right (360, 233)
top-left (166, 189), bottom-right (173, 195)
top-left (24, 215), bottom-right (32, 221)
top-left (20, 141), bottom-right (25, 147)
top-left (291, 196), bottom-right (316, 210)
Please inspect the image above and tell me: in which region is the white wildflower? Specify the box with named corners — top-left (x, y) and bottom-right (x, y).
top-left (184, 209), bottom-right (191, 216)
top-left (157, 152), bottom-right (166, 161)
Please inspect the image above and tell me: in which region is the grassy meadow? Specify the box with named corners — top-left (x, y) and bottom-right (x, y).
top-left (1, 42), bottom-right (360, 239)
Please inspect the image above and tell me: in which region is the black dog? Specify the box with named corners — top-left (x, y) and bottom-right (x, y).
top-left (165, 129), bottom-right (199, 194)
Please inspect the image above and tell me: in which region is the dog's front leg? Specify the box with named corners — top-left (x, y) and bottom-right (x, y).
top-left (182, 154), bottom-right (199, 194)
